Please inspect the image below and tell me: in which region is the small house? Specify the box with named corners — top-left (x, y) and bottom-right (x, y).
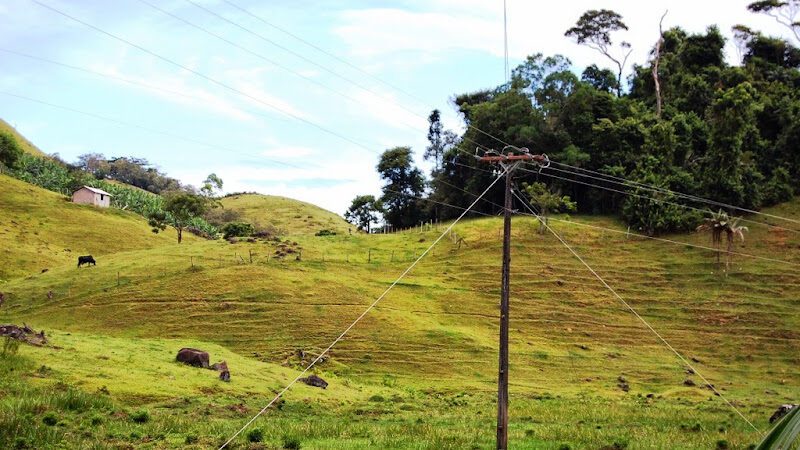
top-left (72, 186), bottom-right (112, 208)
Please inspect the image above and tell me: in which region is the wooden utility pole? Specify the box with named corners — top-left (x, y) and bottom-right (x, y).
top-left (479, 147), bottom-right (547, 450)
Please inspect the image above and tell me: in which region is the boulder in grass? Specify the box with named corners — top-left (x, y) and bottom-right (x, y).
top-left (211, 361), bottom-right (231, 382)
top-left (770, 404), bottom-right (797, 423)
top-left (299, 374), bottom-right (328, 389)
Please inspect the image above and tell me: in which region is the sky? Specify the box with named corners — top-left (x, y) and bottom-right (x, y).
top-left (0, 0), bottom-right (795, 215)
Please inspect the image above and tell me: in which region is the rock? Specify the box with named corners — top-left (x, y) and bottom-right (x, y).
top-left (299, 374), bottom-right (328, 389)
top-left (176, 348), bottom-right (210, 368)
top-left (0, 323), bottom-right (47, 346)
top-left (211, 361), bottom-right (230, 382)
top-left (683, 379), bottom-right (696, 387)
top-left (769, 404), bottom-right (797, 423)
top-left (617, 376), bottom-right (630, 392)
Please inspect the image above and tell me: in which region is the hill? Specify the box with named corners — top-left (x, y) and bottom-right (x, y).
top-left (0, 119), bottom-right (46, 157)
top-left (220, 193), bottom-right (352, 236)
top-left (1, 199), bottom-right (799, 448)
top-left (0, 174), bottom-right (191, 281)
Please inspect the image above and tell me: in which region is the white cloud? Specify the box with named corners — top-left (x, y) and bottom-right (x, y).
top-left (86, 63), bottom-right (258, 122)
top-left (335, 0), bottom-right (799, 77)
top-left (347, 87), bottom-right (428, 131)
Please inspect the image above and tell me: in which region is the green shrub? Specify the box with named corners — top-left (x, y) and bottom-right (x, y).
top-left (315, 229), bottom-right (336, 237)
top-left (42, 412), bottom-right (58, 426)
top-left (283, 436), bottom-right (301, 449)
top-left (222, 222), bottom-right (255, 239)
top-left (131, 409), bottom-right (149, 423)
top-left (247, 428), bottom-right (263, 443)
top-left (368, 395), bottom-right (385, 402)
top-left (716, 440), bottom-right (729, 449)
top-left (185, 434), bottom-right (198, 444)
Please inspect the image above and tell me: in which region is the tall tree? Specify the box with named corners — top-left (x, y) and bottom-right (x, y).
top-left (748, 0), bottom-right (800, 43)
top-left (424, 110), bottom-right (457, 171)
top-left (377, 147), bottom-right (426, 229)
top-left (200, 173), bottom-right (224, 198)
top-left (148, 191), bottom-right (209, 243)
top-left (704, 83), bottom-right (763, 208)
top-left (345, 195), bottom-right (382, 233)
top-left (565, 9), bottom-right (632, 96)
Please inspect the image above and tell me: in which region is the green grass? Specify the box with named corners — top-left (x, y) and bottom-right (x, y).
top-left (221, 193), bottom-right (353, 236)
top-left (0, 119), bottom-right (46, 157)
top-left (2, 174), bottom-right (800, 447)
top-left (0, 174), bottom-right (194, 281)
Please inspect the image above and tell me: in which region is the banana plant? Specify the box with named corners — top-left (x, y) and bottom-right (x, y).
top-left (756, 406), bottom-right (800, 450)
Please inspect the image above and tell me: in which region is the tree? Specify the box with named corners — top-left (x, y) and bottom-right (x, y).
top-left (704, 83), bottom-right (763, 208)
top-left (424, 110), bottom-right (458, 172)
top-left (200, 173), bottom-right (223, 198)
top-left (581, 64), bottom-right (619, 93)
top-left (696, 209), bottom-right (748, 268)
top-left (76, 153), bottom-right (110, 179)
top-left (651, 11), bottom-right (669, 117)
top-left (748, 0), bottom-right (800, 43)
top-left (377, 147), bottom-right (426, 229)
top-left (0, 129), bottom-right (23, 170)
top-left (565, 9), bottom-right (633, 96)
top-left (523, 182), bottom-right (576, 233)
top-left (148, 191), bottom-right (209, 243)
top-left (345, 195), bottom-right (382, 233)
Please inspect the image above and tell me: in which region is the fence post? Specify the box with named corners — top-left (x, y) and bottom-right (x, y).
top-left (190, 256), bottom-right (194, 268)
top-left (391, 250), bottom-right (394, 262)
top-left (368, 249), bottom-right (372, 263)
top-left (249, 250), bottom-right (254, 264)
top-left (117, 271), bottom-right (120, 287)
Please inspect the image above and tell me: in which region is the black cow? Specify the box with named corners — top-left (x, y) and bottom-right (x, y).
top-left (77, 255), bottom-right (96, 268)
top-left (176, 348), bottom-right (210, 368)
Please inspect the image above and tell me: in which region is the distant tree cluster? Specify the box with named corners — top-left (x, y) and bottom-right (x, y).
top-left (76, 153), bottom-right (182, 194)
top-left (347, 4), bottom-right (800, 235)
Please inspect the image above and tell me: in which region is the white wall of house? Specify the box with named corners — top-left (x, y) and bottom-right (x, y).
top-left (72, 188), bottom-right (111, 208)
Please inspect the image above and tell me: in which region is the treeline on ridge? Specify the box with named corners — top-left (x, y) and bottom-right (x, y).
top-left (350, 6), bottom-right (800, 235)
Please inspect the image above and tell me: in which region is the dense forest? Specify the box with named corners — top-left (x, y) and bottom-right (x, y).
top-left (352, 4), bottom-right (800, 235)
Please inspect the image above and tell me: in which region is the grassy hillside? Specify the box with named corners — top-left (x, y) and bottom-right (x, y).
top-left (221, 193), bottom-right (352, 236)
top-left (0, 119), bottom-right (46, 157)
top-left (0, 174), bottom-right (192, 281)
top-left (2, 197), bottom-right (799, 448)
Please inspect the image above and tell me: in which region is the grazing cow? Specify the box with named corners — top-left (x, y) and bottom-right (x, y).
top-left (77, 255), bottom-right (96, 268)
top-left (176, 348), bottom-right (210, 368)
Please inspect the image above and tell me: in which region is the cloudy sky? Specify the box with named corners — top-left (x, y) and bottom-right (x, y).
top-left (0, 0), bottom-right (794, 214)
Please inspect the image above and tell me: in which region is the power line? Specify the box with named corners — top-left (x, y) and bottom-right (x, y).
top-left (402, 164), bottom-right (800, 268)
top-left (0, 90), bottom-right (307, 170)
top-left (219, 0), bottom-right (432, 110)
top-left (510, 188), bottom-right (764, 435)
top-left (135, 0), bottom-right (424, 135)
top-left (29, 0), bottom-right (376, 155)
top-left (545, 161), bottom-right (800, 228)
top-left (520, 165), bottom-right (800, 234)
top-left (435, 180), bottom-right (800, 267)
top-left (218, 169), bottom-right (508, 449)
top-left (213, 0), bottom-right (520, 152)
top-left (184, 0), bottom-right (429, 124)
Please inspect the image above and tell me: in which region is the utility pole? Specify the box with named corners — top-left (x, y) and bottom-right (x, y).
top-left (478, 147), bottom-right (548, 450)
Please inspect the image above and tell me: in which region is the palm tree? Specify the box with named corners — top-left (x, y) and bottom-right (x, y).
top-left (696, 209), bottom-right (749, 269)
